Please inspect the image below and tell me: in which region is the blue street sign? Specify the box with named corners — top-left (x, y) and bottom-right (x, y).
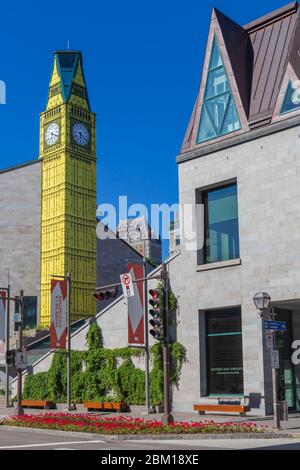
top-left (263, 320), bottom-right (286, 332)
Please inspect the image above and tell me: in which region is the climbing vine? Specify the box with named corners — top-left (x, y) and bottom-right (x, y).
top-left (23, 322), bottom-right (186, 406)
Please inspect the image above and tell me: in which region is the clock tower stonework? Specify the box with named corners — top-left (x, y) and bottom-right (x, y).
top-left (40, 51), bottom-right (96, 325)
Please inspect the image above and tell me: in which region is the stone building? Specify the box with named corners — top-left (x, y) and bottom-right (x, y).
top-left (118, 216), bottom-right (162, 266)
top-left (172, 1), bottom-right (300, 414)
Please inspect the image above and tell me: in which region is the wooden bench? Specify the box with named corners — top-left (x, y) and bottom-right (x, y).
top-left (22, 400), bottom-right (56, 410)
top-left (194, 404), bottom-right (250, 416)
top-left (83, 401), bottom-right (129, 412)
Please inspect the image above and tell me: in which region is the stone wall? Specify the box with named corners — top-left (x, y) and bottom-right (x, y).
top-left (0, 160), bottom-right (41, 326)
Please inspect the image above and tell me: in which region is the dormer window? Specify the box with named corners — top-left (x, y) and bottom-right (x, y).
top-left (197, 38), bottom-right (241, 144)
top-left (280, 80), bottom-right (300, 115)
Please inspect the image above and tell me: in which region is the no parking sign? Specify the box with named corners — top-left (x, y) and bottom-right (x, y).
top-left (120, 273), bottom-right (135, 298)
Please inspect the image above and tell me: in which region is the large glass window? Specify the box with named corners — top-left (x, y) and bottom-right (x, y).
top-left (23, 297), bottom-right (37, 330)
top-left (206, 308), bottom-right (243, 395)
top-left (280, 80), bottom-right (300, 115)
top-left (197, 38), bottom-right (241, 144)
top-left (204, 183), bottom-right (239, 263)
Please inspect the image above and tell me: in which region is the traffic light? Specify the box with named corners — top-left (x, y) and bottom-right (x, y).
top-left (6, 349), bottom-right (16, 366)
top-left (149, 289), bottom-right (162, 340)
top-left (14, 296), bottom-right (22, 332)
top-left (94, 286), bottom-right (118, 301)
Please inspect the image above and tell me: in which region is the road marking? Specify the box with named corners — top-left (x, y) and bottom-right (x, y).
top-left (0, 440), bottom-right (106, 449)
top-left (53, 448), bottom-right (76, 450)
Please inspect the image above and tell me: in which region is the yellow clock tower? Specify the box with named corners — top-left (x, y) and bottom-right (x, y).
top-left (40, 51), bottom-right (96, 326)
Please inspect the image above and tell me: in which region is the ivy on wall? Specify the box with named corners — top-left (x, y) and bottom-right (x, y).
top-left (23, 322), bottom-right (186, 405)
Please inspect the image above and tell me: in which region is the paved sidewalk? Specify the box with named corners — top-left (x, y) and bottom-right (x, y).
top-left (0, 404), bottom-right (299, 434)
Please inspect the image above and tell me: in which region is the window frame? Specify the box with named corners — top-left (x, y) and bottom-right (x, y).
top-left (203, 181), bottom-right (240, 264)
top-left (197, 36), bottom-right (241, 144)
top-left (205, 307), bottom-right (244, 396)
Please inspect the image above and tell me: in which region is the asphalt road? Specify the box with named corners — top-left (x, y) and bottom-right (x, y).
top-left (0, 428), bottom-right (300, 450)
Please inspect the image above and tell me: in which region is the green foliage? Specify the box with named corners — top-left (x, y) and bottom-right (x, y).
top-left (149, 342), bottom-right (164, 405)
top-left (23, 322), bottom-right (186, 405)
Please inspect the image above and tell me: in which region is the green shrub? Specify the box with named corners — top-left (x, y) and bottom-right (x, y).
top-left (23, 322), bottom-right (186, 405)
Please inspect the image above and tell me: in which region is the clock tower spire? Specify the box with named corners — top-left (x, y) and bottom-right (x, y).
top-left (40, 51), bottom-right (96, 325)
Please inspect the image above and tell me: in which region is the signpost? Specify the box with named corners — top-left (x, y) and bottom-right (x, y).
top-left (51, 274), bottom-right (74, 411)
top-left (264, 317), bottom-right (286, 429)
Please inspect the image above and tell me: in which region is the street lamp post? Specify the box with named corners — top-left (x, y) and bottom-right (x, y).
top-left (253, 291), bottom-right (281, 430)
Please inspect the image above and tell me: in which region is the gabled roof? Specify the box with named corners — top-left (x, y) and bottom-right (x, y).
top-left (245, 2), bottom-right (299, 126)
top-left (181, 2), bottom-right (300, 153)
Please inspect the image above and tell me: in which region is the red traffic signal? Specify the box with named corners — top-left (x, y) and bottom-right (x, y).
top-left (94, 286), bottom-right (118, 301)
top-left (149, 289), bottom-right (160, 299)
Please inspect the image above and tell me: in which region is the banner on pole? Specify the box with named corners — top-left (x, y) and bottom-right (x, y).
top-left (127, 263), bottom-right (144, 347)
top-left (50, 279), bottom-right (67, 349)
top-left (0, 290), bottom-right (6, 354)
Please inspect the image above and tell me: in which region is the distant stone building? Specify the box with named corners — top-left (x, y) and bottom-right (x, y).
top-left (118, 216), bottom-right (162, 266)
top-left (169, 212), bottom-right (181, 256)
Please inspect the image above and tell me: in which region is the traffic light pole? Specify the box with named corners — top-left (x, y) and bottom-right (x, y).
top-left (161, 263), bottom-right (174, 425)
top-left (143, 260), bottom-right (151, 412)
top-left (51, 273), bottom-right (75, 411)
top-left (16, 290), bottom-right (24, 416)
top-left (5, 284), bottom-right (10, 407)
top-left (126, 257), bottom-right (152, 414)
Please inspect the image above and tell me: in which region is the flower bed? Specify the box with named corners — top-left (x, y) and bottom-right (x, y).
top-left (0, 413), bottom-right (266, 435)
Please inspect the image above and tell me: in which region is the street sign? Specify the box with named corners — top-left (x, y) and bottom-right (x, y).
top-left (15, 350), bottom-right (28, 370)
top-left (50, 279), bottom-right (67, 350)
top-left (264, 320), bottom-right (286, 332)
top-left (266, 331), bottom-right (273, 350)
top-left (120, 273), bottom-right (135, 298)
top-left (127, 264), bottom-right (144, 346)
top-left (271, 349), bottom-right (280, 369)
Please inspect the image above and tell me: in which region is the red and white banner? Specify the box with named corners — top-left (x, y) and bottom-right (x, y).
top-left (0, 291), bottom-right (6, 354)
top-left (127, 263), bottom-right (144, 347)
top-left (50, 279), bottom-right (67, 349)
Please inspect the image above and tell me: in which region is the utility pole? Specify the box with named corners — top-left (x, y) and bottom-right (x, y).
top-left (161, 263), bottom-right (174, 425)
top-left (5, 284), bottom-right (10, 407)
top-left (270, 310), bottom-right (281, 430)
top-left (16, 290), bottom-right (24, 416)
top-left (126, 255), bottom-right (151, 414)
top-left (140, 233), bottom-right (151, 413)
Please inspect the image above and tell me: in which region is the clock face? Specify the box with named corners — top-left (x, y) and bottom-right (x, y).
top-left (72, 122), bottom-right (89, 146)
top-left (45, 122), bottom-right (60, 146)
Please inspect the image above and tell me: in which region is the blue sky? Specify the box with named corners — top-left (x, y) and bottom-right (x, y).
top-left (0, 0), bottom-right (290, 257)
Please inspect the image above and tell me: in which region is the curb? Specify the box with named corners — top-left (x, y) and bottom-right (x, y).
top-left (0, 425), bottom-right (294, 440)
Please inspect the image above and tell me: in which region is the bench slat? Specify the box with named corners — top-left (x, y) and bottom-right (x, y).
top-left (194, 404), bottom-right (250, 413)
top-left (83, 401), bottom-right (128, 412)
top-left (22, 400), bottom-right (55, 409)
